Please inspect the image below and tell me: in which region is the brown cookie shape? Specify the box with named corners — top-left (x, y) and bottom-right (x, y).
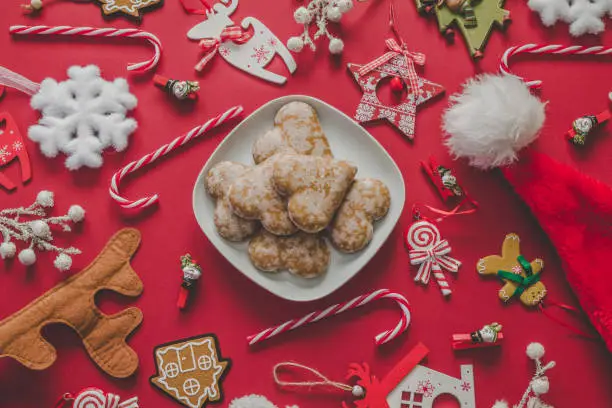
top-left (253, 101), bottom-right (333, 164)
top-left (248, 230), bottom-right (330, 278)
top-left (477, 233), bottom-right (546, 307)
top-left (206, 161), bottom-right (259, 242)
top-left (228, 153), bottom-right (298, 236)
top-left (98, 0), bottom-right (163, 20)
top-left (330, 178), bottom-right (391, 253)
top-left (273, 154), bottom-right (357, 233)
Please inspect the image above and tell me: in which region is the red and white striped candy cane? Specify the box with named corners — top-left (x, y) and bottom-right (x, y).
top-left (109, 106), bottom-right (244, 211)
top-left (500, 43), bottom-right (612, 89)
top-left (247, 289), bottom-right (411, 347)
top-left (9, 25), bottom-right (162, 73)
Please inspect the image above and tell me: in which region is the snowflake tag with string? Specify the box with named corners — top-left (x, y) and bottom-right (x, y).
top-left (0, 65), bottom-right (137, 171)
top-left (347, 4), bottom-right (444, 139)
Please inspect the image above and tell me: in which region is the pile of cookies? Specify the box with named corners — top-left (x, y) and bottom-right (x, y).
top-left (205, 101), bottom-right (391, 279)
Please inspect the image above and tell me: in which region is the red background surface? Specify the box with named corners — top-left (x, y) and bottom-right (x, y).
top-left (0, 1), bottom-right (611, 407)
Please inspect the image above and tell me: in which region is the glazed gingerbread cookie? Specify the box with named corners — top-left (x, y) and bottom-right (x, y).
top-left (252, 101), bottom-right (333, 164)
top-left (477, 233), bottom-right (546, 307)
top-left (273, 154), bottom-right (357, 233)
top-left (206, 161), bottom-right (259, 242)
top-left (330, 178), bottom-right (391, 253)
top-left (229, 153), bottom-right (298, 236)
top-left (248, 230), bottom-right (330, 278)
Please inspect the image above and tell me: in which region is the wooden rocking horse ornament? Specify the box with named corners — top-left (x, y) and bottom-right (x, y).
top-left (0, 112), bottom-right (31, 191)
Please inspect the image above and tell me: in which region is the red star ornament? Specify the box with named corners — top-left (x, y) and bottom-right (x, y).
top-left (348, 54), bottom-right (444, 139)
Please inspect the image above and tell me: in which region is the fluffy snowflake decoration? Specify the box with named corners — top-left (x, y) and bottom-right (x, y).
top-left (528, 0), bottom-right (612, 36)
top-left (287, 0), bottom-right (354, 54)
top-left (0, 190), bottom-right (85, 271)
top-left (28, 65), bottom-right (138, 171)
top-left (229, 395), bottom-right (298, 408)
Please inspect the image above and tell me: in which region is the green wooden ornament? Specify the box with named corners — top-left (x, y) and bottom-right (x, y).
top-left (415, 0), bottom-right (511, 59)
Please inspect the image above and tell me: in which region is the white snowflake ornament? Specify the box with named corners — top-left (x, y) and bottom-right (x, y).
top-left (28, 65), bottom-right (137, 171)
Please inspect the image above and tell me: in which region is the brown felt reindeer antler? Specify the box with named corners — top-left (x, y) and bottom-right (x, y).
top-left (0, 228), bottom-right (143, 378)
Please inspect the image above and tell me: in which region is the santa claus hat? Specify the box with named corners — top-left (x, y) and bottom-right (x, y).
top-left (441, 45), bottom-right (612, 352)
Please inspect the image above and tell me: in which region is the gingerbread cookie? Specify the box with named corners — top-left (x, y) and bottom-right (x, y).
top-left (205, 161), bottom-right (259, 241)
top-left (273, 155), bottom-right (357, 233)
top-left (98, 0), bottom-right (163, 20)
top-left (228, 154), bottom-right (297, 236)
top-left (477, 233), bottom-right (546, 307)
top-left (248, 230), bottom-right (330, 278)
top-left (330, 178), bottom-right (391, 253)
top-left (252, 101), bottom-right (332, 164)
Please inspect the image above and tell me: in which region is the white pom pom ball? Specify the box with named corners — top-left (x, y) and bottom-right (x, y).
top-left (337, 0), bottom-right (354, 13)
top-left (327, 6), bottom-right (343, 22)
top-left (352, 385), bottom-right (365, 398)
top-left (30, 0), bottom-right (43, 10)
top-left (30, 220), bottom-right (51, 239)
top-left (294, 7), bottom-right (312, 24)
top-left (531, 376), bottom-right (550, 395)
top-left (36, 190), bottom-right (54, 207)
top-left (18, 248), bottom-right (37, 266)
top-left (0, 242), bottom-right (17, 259)
top-left (442, 74), bottom-right (546, 170)
top-left (54, 253), bottom-right (73, 271)
top-left (229, 394), bottom-right (277, 408)
top-left (329, 38), bottom-right (344, 54)
top-left (491, 401), bottom-right (509, 408)
top-left (526, 342), bottom-right (546, 360)
top-left (287, 36), bottom-right (305, 52)
top-left (68, 205), bottom-right (86, 222)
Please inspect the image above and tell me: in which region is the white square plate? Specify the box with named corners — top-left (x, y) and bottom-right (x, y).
top-left (192, 95), bottom-right (405, 302)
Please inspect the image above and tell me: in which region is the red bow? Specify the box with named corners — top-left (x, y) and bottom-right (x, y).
top-left (195, 25), bottom-right (252, 71)
top-left (409, 239), bottom-right (461, 285)
top-left (358, 38), bottom-right (425, 97)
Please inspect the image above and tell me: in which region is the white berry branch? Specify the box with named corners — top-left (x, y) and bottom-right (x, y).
top-left (0, 190), bottom-right (85, 271)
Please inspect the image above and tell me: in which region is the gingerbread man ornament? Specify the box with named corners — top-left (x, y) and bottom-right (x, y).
top-left (477, 233), bottom-right (546, 307)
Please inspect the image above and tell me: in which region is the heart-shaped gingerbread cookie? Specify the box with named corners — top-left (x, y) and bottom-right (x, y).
top-left (273, 154), bottom-right (357, 233)
top-left (330, 178), bottom-right (391, 253)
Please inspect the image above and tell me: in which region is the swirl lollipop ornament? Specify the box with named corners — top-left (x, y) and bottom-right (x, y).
top-left (405, 219), bottom-right (461, 296)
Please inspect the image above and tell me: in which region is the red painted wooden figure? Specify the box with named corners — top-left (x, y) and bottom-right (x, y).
top-left (177, 254), bottom-right (202, 310)
top-left (0, 112), bottom-right (32, 191)
top-left (154, 75), bottom-right (200, 101)
top-left (452, 322), bottom-right (504, 350)
top-left (421, 156), bottom-right (465, 201)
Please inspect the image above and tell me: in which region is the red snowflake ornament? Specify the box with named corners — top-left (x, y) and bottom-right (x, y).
top-left (348, 54), bottom-right (444, 139)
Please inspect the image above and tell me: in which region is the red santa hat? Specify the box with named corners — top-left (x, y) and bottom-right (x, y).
top-left (441, 53), bottom-right (612, 352)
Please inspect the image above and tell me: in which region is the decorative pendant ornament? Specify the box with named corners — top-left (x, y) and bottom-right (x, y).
top-left (154, 75), bottom-right (200, 101)
top-left (566, 101), bottom-right (610, 145)
top-left (348, 5), bottom-right (444, 139)
top-left (421, 156), bottom-right (465, 200)
top-left (528, 0), bottom-right (612, 37)
top-left (109, 106), bottom-right (243, 212)
top-left (247, 289), bottom-right (411, 347)
top-left (415, 0), bottom-right (510, 59)
top-left (21, 0), bottom-right (162, 20)
top-left (184, 0), bottom-right (296, 84)
top-left (177, 254), bottom-right (202, 310)
top-left (150, 334), bottom-right (230, 408)
top-left (493, 343), bottom-right (555, 408)
top-left (286, 0), bottom-right (355, 54)
top-left (452, 322), bottom-right (504, 350)
top-left (0, 190), bottom-right (85, 271)
top-left (0, 65), bottom-right (137, 170)
top-left (0, 112), bottom-right (32, 191)
top-left (274, 343), bottom-right (476, 408)
top-left (10, 25), bottom-right (162, 73)
top-left (56, 387), bottom-right (139, 408)
top-left (405, 208), bottom-right (461, 297)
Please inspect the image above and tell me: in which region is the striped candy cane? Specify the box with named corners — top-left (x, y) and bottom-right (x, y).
top-left (9, 25), bottom-right (163, 73)
top-left (109, 106), bottom-right (244, 211)
top-left (500, 43), bottom-right (612, 89)
top-left (247, 289), bottom-right (411, 347)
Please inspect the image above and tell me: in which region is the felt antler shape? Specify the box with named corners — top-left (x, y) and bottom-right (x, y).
top-left (0, 228), bottom-right (143, 378)
top-left (477, 233), bottom-right (546, 307)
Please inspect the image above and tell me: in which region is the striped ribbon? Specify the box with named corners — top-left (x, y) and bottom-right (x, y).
top-left (195, 25), bottom-right (252, 71)
top-left (358, 38), bottom-right (425, 95)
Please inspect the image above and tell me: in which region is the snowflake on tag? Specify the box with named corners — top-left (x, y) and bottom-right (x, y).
top-left (28, 65), bottom-right (137, 171)
top-left (0, 146), bottom-right (9, 164)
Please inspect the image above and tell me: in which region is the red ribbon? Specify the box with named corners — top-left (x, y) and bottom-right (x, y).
top-left (358, 38), bottom-right (425, 96)
top-left (178, 0), bottom-right (212, 15)
top-left (195, 25), bottom-right (252, 71)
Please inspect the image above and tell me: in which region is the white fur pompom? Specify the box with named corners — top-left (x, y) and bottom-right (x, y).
top-left (68, 205), bottom-right (86, 222)
top-left (287, 36), bottom-right (305, 52)
top-left (329, 38), bottom-right (344, 54)
top-left (229, 395), bottom-right (278, 408)
top-left (442, 74), bottom-right (546, 170)
top-left (54, 253), bottom-right (73, 271)
top-left (492, 401), bottom-right (509, 408)
top-left (36, 190), bottom-right (55, 208)
top-left (0, 242), bottom-right (17, 259)
top-left (294, 7), bottom-right (312, 24)
top-left (18, 248), bottom-right (37, 266)
top-left (337, 0), bottom-right (354, 13)
top-left (526, 342), bottom-right (545, 359)
top-left (30, 220), bottom-right (51, 239)
top-left (531, 376), bottom-right (550, 395)
top-left (327, 6), bottom-right (343, 22)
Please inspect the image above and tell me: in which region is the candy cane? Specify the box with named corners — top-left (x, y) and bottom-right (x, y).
top-left (500, 43), bottom-right (612, 89)
top-left (109, 106), bottom-right (244, 211)
top-left (247, 289), bottom-right (411, 347)
top-left (9, 25), bottom-right (163, 73)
